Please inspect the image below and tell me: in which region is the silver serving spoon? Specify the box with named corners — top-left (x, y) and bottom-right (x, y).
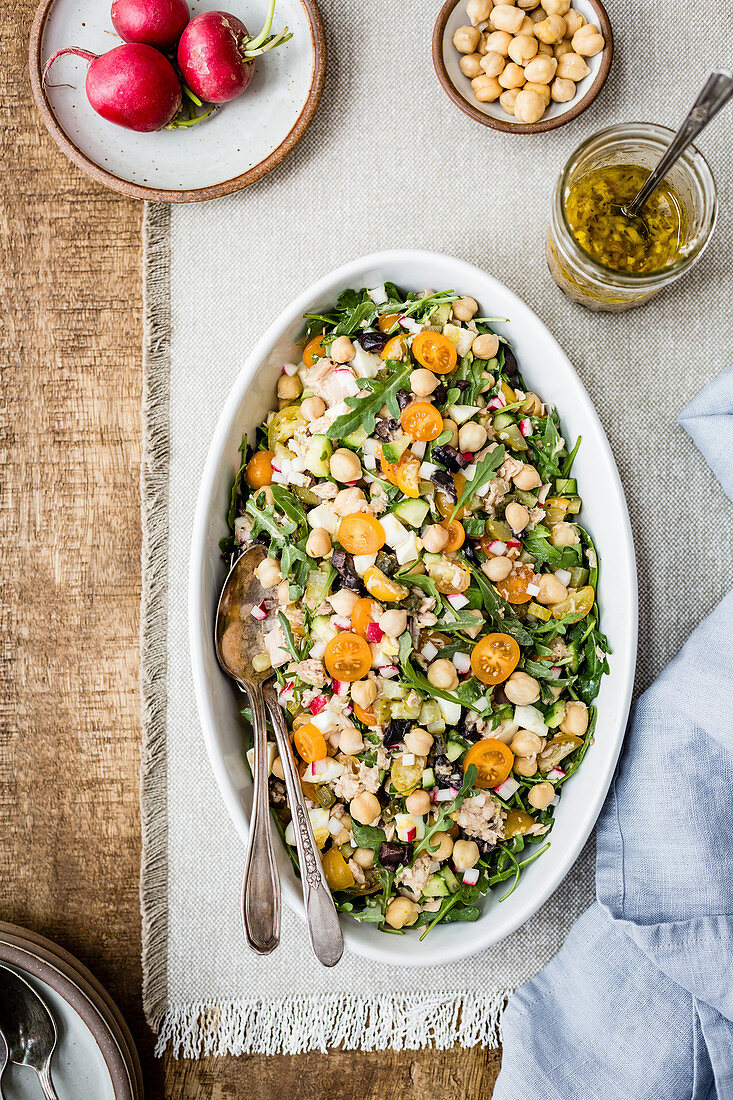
top-left (0, 1025), bottom-right (8, 1099)
top-left (0, 965), bottom-right (60, 1099)
top-left (612, 70), bottom-right (733, 238)
top-left (216, 544), bottom-right (343, 965)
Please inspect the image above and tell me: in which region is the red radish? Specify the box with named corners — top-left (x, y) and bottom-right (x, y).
top-left (43, 44), bottom-right (181, 131)
top-left (111, 0), bottom-right (191, 51)
top-left (177, 2), bottom-right (292, 104)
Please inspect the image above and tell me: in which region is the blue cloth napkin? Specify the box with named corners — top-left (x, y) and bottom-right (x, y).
top-left (494, 369), bottom-right (733, 1100)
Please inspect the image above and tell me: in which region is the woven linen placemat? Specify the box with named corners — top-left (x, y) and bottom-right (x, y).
top-left (140, 0), bottom-right (733, 1058)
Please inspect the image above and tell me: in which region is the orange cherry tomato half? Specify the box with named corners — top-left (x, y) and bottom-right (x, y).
top-left (381, 334), bottom-right (407, 361)
top-left (293, 722), bottom-right (327, 763)
top-left (434, 472), bottom-right (466, 520)
top-left (470, 632), bottom-right (520, 686)
top-left (350, 597), bottom-right (382, 638)
top-left (338, 513), bottom-right (386, 555)
top-left (378, 312), bottom-right (401, 333)
top-left (363, 565), bottom-right (409, 603)
top-left (303, 334), bottom-right (327, 367)
top-left (412, 331), bottom-right (458, 375)
top-left (394, 450), bottom-right (421, 498)
top-left (377, 445), bottom-right (398, 485)
top-left (353, 701), bottom-right (377, 726)
top-left (440, 518), bottom-right (465, 553)
top-left (401, 402), bottom-right (444, 442)
top-left (496, 562), bottom-right (535, 605)
top-left (324, 632), bottom-right (372, 682)
top-left (463, 738), bottom-right (515, 789)
top-left (245, 450), bottom-right (275, 489)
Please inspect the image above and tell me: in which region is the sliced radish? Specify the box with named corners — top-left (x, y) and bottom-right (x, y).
top-left (332, 679), bottom-right (348, 697)
top-left (486, 539), bottom-right (507, 555)
top-left (309, 695), bottom-right (328, 715)
top-left (421, 641), bottom-right (438, 661)
top-left (493, 776), bottom-right (520, 799)
top-left (379, 664), bottom-right (399, 678)
top-left (519, 418), bottom-right (533, 437)
top-left (507, 538), bottom-right (522, 550)
top-left (452, 652), bottom-right (471, 674)
top-left (547, 767), bottom-right (566, 781)
top-left (549, 666), bottom-right (562, 679)
top-left (461, 868), bottom-right (480, 886)
top-left (332, 615), bottom-right (352, 630)
top-left (250, 602), bottom-right (267, 621)
top-left (282, 361), bottom-right (299, 376)
top-left (435, 787), bottom-right (458, 802)
top-left (447, 592), bottom-right (469, 610)
top-left (555, 568), bottom-right (572, 586)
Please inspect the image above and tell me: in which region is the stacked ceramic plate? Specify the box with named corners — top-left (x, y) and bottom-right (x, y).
top-left (0, 923), bottom-right (143, 1099)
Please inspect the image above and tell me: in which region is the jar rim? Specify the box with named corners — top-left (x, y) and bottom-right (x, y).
top-left (556, 122), bottom-right (718, 288)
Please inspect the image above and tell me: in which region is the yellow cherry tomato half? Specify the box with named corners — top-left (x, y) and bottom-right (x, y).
top-left (324, 632), bottom-right (372, 682)
top-left (496, 562), bottom-right (536, 605)
top-left (412, 331), bottom-right (457, 375)
top-left (470, 632), bottom-right (520, 686)
top-left (381, 333), bottom-right (408, 361)
top-left (353, 701), bottom-right (377, 726)
top-left (293, 722), bottom-right (327, 763)
top-left (363, 565), bottom-right (409, 603)
top-left (503, 809), bottom-right (536, 838)
top-left (303, 334), bottom-right (327, 367)
top-left (440, 518), bottom-right (465, 553)
top-left (245, 450), bottom-right (274, 489)
top-left (394, 450), bottom-right (421, 498)
top-left (434, 471), bottom-right (466, 520)
top-left (401, 401), bottom-right (444, 442)
top-left (321, 847), bottom-right (356, 891)
top-left (338, 514), bottom-right (386, 556)
top-left (378, 312), bottom-right (401, 333)
top-left (551, 586), bottom-right (595, 621)
top-left (463, 738), bottom-right (515, 789)
top-left (351, 596), bottom-right (382, 638)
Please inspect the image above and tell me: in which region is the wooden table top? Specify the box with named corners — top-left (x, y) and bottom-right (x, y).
top-left (1, 3), bottom-right (500, 1095)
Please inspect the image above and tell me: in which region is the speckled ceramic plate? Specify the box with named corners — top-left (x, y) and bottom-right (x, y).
top-left (29, 0), bottom-right (326, 202)
top-left (0, 924), bottom-right (142, 1099)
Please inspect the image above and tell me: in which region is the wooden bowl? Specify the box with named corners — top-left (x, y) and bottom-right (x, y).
top-left (29, 0), bottom-right (327, 202)
top-left (432, 0), bottom-right (612, 134)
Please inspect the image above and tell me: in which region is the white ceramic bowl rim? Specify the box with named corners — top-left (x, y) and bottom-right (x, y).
top-left (189, 249), bottom-right (638, 967)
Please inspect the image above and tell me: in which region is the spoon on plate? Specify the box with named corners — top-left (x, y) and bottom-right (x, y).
top-left (0, 1025), bottom-right (8, 1098)
top-left (0, 965), bottom-right (60, 1099)
top-left (610, 70), bottom-right (733, 238)
top-left (215, 544), bottom-right (343, 966)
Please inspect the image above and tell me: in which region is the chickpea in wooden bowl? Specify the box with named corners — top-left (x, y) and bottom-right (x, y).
top-left (433, 0), bottom-right (612, 133)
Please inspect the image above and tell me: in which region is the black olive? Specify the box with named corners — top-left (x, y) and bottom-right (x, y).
top-left (503, 345), bottom-right (520, 383)
top-left (397, 389), bottom-right (411, 410)
top-left (455, 379), bottom-right (470, 392)
top-left (358, 330), bottom-right (390, 354)
top-left (433, 383), bottom-right (447, 404)
top-left (378, 841), bottom-right (411, 870)
top-left (254, 532), bottom-right (270, 546)
top-left (462, 542), bottom-right (477, 563)
top-left (493, 684), bottom-right (509, 707)
top-left (374, 418), bottom-right (394, 441)
top-left (475, 837), bottom-right (496, 858)
top-left (432, 444), bottom-right (461, 472)
top-left (434, 754), bottom-right (463, 789)
top-left (384, 718), bottom-right (410, 748)
top-left (331, 549), bottom-right (363, 592)
top-left (431, 470), bottom-right (457, 502)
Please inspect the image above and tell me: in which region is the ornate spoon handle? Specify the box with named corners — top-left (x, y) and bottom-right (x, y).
top-left (241, 680), bottom-right (281, 954)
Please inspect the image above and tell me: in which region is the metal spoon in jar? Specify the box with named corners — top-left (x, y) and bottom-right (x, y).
top-left (611, 70), bottom-right (732, 238)
top-left (215, 544), bottom-right (343, 966)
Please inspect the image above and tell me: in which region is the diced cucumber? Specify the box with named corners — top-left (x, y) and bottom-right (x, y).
top-left (545, 700), bottom-right (566, 729)
top-left (566, 641), bottom-right (580, 673)
top-left (381, 679), bottom-right (407, 700)
top-left (527, 601), bottom-right (551, 622)
top-left (485, 518), bottom-right (513, 541)
top-left (422, 552), bottom-right (442, 564)
top-left (555, 478), bottom-right (577, 495)
top-left (311, 615), bottom-right (337, 644)
top-left (419, 699), bottom-right (445, 735)
top-left (382, 435), bottom-right (411, 464)
top-left (445, 741), bottom-right (464, 763)
top-left (565, 496), bottom-right (582, 515)
top-left (391, 698), bottom-right (422, 720)
top-left (492, 410), bottom-right (515, 431)
top-left (343, 426), bottom-right (368, 448)
top-left (393, 498), bottom-right (430, 527)
top-left (441, 866), bottom-right (460, 894)
top-left (304, 434), bottom-right (333, 477)
top-left (423, 874), bottom-right (450, 898)
top-left (463, 516), bottom-right (485, 537)
top-left (431, 302), bottom-right (452, 328)
top-left (421, 767), bottom-right (436, 789)
top-left (514, 489), bottom-right (539, 507)
top-left (568, 566), bottom-right (589, 588)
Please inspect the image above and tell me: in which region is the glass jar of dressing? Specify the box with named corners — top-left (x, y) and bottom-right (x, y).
top-left (547, 123), bottom-right (718, 311)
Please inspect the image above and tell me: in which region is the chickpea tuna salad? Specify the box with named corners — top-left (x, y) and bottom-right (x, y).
top-left (221, 283), bottom-right (609, 937)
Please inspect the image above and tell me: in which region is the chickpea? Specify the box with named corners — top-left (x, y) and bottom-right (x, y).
top-left (476, 31), bottom-right (489, 55)
top-left (305, 527), bottom-right (332, 559)
top-left (483, 30), bottom-right (512, 56)
top-left (463, 608), bottom-right (484, 639)
top-left (453, 296), bottom-right (479, 322)
top-left (563, 9), bottom-right (585, 37)
top-left (353, 846), bottom-right (375, 869)
top-left (537, 573), bottom-right (569, 605)
top-left (523, 55), bottom-right (557, 83)
top-left (428, 659), bottom-right (459, 692)
top-left (404, 727), bottom-right (434, 756)
top-left (453, 839), bottom-right (480, 872)
top-left (458, 421), bottom-right (488, 452)
top-left (572, 24), bottom-right (605, 56)
top-left (500, 87), bottom-right (518, 114)
top-left (490, 4), bottom-right (524, 33)
top-left (329, 447), bottom-right (361, 483)
top-left (350, 678), bottom-right (377, 709)
top-left (561, 700), bottom-right (589, 736)
top-left (525, 81), bottom-right (551, 105)
top-left (472, 74), bottom-right (502, 101)
top-left (505, 502), bottom-right (530, 533)
top-left (350, 791), bottom-right (381, 825)
top-left (466, 0), bottom-right (493, 24)
top-left (557, 52), bottom-right (590, 80)
top-left (520, 391), bottom-right (543, 415)
top-left (549, 522), bottom-right (578, 547)
top-left (508, 33), bottom-right (538, 66)
top-left (339, 725), bottom-right (364, 755)
top-left (543, 0), bottom-right (570, 13)
top-left (329, 588), bottom-right (359, 616)
top-left (277, 372), bottom-right (303, 401)
top-left (410, 367), bottom-right (439, 396)
top-left (333, 486), bottom-right (367, 516)
top-left (300, 395), bottom-right (325, 421)
top-left (528, 781), bottom-right (555, 809)
top-left (453, 24), bottom-right (481, 53)
top-left (510, 729), bottom-right (544, 757)
top-left (422, 523), bottom-right (450, 553)
top-left (272, 755), bottom-right (285, 780)
top-left (406, 788), bottom-right (431, 816)
top-left (385, 897), bottom-right (418, 929)
top-left (498, 62), bottom-right (526, 90)
top-left (516, 0), bottom-right (536, 7)
top-left (504, 670), bottom-right (541, 705)
top-left (380, 608), bottom-right (407, 637)
top-left (441, 418), bottom-right (459, 446)
top-left (472, 332), bottom-right (500, 359)
top-left (553, 38), bottom-right (573, 59)
top-left (430, 832), bottom-right (454, 861)
top-left (513, 463), bottom-right (541, 490)
top-left (550, 74), bottom-right (575, 100)
top-left (493, 0), bottom-right (517, 5)
top-left (537, 40), bottom-right (554, 56)
top-left (256, 556), bottom-right (281, 589)
top-left (517, 15), bottom-right (535, 34)
top-left (529, 6), bottom-right (546, 21)
top-left (514, 754), bottom-right (538, 777)
top-left (534, 14), bottom-right (566, 43)
top-left (482, 555), bottom-right (513, 582)
top-left (460, 52), bottom-right (485, 78)
top-left (480, 51), bottom-right (506, 77)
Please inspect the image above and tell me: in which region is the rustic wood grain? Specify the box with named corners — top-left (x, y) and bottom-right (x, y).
top-left (1, 4), bottom-right (501, 1096)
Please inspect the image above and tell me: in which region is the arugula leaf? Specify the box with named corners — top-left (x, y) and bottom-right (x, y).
top-left (351, 822), bottom-right (388, 854)
top-left (523, 532), bottom-right (582, 571)
top-left (332, 296), bottom-right (378, 336)
top-left (325, 364), bottom-right (411, 440)
top-left (245, 494), bottom-right (297, 540)
top-left (269, 485), bottom-right (308, 533)
top-left (450, 445), bottom-right (506, 521)
top-left (436, 603), bottom-right (483, 634)
top-left (528, 408), bottom-right (564, 482)
top-left (279, 541), bottom-right (311, 587)
top-left (226, 434), bottom-right (248, 530)
top-left (277, 611), bottom-right (304, 661)
top-left (395, 570), bottom-right (439, 599)
top-left (413, 764), bottom-right (478, 861)
top-left (464, 559), bottom-right (534, 646)
top-left (562, 434), bottom-right (581, 476)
